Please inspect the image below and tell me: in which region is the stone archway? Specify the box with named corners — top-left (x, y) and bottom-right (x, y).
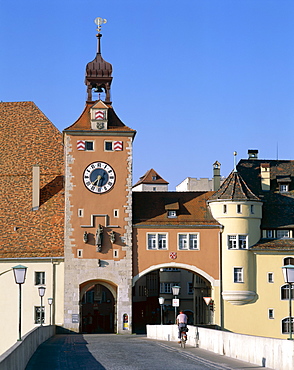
top-left (80, 281), bottom-right (116, 334)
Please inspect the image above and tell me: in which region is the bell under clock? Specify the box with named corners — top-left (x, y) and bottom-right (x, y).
top-left (83, 161), bottom-right (115, 193)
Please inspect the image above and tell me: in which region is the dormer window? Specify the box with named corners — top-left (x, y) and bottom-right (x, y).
top-left (279, 184), bottom-right (289, 192)
top-left (152, 176), bottom-right (157, 181)
top-left (277, 176), bottom-right (291, 193)
top-left (168, 210), bottom-right (177, 218)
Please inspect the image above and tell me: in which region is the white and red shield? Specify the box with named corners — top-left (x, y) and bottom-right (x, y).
top-left (95, 110), bottom-right (105, 120)
top-left (113, 141), bottom-right (123, 151)
top-left (169, 252), bottom-right (177, 260)
top-left (77, 140), bottom-right (85, 150)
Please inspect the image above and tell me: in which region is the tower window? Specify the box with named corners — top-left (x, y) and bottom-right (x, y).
top-left (236, 204), bottom-right (242, 214)
top-left (250, 205), bottom-right (254, 214)
top-left (223, 204), bottom-right (227, 214)
top-left (85, 141), bottom-right (94, 151)
top-left (228, 235), bottom-right (248, 249)
top-left (233, 267), bottom-right (243, 283)
top-left (105, 141), bottom-right (113, 151)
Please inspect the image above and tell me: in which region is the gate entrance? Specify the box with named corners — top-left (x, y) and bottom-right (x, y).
top-left (80, 283), bottom-right (115, 333)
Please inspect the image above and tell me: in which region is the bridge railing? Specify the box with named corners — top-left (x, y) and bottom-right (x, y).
top-left (0, 325), bottom-right (55, 370)
top-left (147, 324), bottom-right (294, 370)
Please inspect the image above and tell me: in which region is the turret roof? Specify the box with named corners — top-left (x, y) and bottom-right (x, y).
top-left (209, 170), bottom-right (260, 202)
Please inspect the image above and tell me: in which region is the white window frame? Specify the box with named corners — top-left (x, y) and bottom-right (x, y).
top-left (236, 204), bottom-right (242, 214)
top-left (233, 267), bottom-right (243, 283)
top-left (277, 230), bottom-right (290, 239)
top-left (147, 233), bottom-right (168, 250)
top-left (267, 230), bottom-right (273, 238)
top-left (104, 141), bottom-right (114, 151)
top-left (281, 284), bottom-right (294, 300)
top-left (34, 306), bottom-right (45, 324)
top-left (268, 272), bottom-right (274, 283)
top-left (85, 141), bottom-right (94, 151)
top-left (35, 272), bottom-right (45, 285)
top-left (178, 233), bottom-right (199, 250)
top-left (168, 210), bottom-right (177, 218)
top-left (279, 184), bottom-right (289, 192)
top-left (228, 234), bottom-right (248, 249)
top-left (282, 317), bottom-right (294, 334)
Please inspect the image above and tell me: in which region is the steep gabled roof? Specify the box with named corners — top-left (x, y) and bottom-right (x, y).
top-left (209, 170), bottom-right (260, 202)
top-left (133, 169), bottom-right (169, 188)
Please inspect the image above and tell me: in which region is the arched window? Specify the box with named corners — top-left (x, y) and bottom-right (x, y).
top-left (281, 284), bottom-right (294, 300)
top-left (282, 317), bottom-right (294, 334)
top-left (284, 257), bottom-right (294, 265)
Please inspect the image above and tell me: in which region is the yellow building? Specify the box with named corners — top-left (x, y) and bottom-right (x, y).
top-left (208, 151), bottom-right (294, 339)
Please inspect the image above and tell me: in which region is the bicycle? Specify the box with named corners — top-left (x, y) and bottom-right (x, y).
top-left (179, 328), bottom-right (188, 348)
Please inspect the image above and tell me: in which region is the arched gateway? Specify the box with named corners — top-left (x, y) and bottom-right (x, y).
top-left (80, 281), bottom-right (116, 333)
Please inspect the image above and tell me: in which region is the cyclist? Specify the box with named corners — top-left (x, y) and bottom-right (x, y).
top-left (176, 310), bottom-right (188, 343)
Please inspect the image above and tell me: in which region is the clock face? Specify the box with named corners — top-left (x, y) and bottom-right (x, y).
top-left (83, 161), bottom-right (115, 193)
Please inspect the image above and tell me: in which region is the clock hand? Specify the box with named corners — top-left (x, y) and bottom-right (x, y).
top-left (91, 174), bottom-right (102, 186)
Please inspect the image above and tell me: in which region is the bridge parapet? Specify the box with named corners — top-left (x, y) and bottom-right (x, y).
top-left (0, 325), bottom-right (55, 370)
top-left (147, 324), bottom-right (294, 370)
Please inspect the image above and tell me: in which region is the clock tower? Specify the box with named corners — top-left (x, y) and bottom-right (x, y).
top-left (63, 18), bottom-right (136, 333)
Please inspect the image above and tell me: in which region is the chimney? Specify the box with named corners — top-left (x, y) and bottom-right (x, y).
top-left (248, 149), bottom-right (258, 159)
top-left (213, 161), bottom-right (221, 191)
top-left (260, 163), bottom-right (270, 191)
top-left (32, 165), bottom-right (40, 210)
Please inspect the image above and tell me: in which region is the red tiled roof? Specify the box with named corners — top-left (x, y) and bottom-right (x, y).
top-left (133, 191), bottom-right (220, 227)
top-left (64, 101), bottom-right (136, 133)
top-left (133, 168), bottom-right (169, 187)
top-left (251, 238), bottom-right (294, 251)
top-left (0, 102), bottom-right (64, 258)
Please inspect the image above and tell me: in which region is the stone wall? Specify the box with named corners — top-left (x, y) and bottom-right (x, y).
top-left (147, 324), bottom-right (294, 370)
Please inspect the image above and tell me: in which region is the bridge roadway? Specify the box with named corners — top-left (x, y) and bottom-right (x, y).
top-left (25, 334), bottom-right (271, 370)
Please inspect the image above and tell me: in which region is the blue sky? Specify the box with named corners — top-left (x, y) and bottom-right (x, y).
top-left (1, 0), bottom-right (294, 190)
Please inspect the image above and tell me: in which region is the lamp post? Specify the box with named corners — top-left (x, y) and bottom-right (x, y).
top-left (158, 297), bottom-right (165, 325)
top-left (38, 286), bottom-right (46, 326)
top-left (282, 264), bottom-right (294, 340)
top-left (48, 298), bottom-right (53, 325)
top-left (172, 285), bottom-right (180, 324)
top-left (12, 265), bottom-right (27, 341)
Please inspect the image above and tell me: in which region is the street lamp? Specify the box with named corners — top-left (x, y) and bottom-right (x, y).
top-left (172, 285), bottom-right (180, 324)
top-left (38, 286), bottom-right (46, 326)
top-left (48, 298), bottom-right (53, 325)
top-left (282, 264), bottom-right (294, 340)
top-left (12, 265), bottom-right (27, 341)
top-left (158, 297), bottom-right (165, 325)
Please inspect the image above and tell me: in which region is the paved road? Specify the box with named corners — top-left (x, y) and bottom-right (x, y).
top-left (26, 334), bottom-right (271, 370)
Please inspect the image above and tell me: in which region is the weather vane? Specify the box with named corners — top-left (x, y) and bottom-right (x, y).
top-left (94, 17), bottom-right (107, 34)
